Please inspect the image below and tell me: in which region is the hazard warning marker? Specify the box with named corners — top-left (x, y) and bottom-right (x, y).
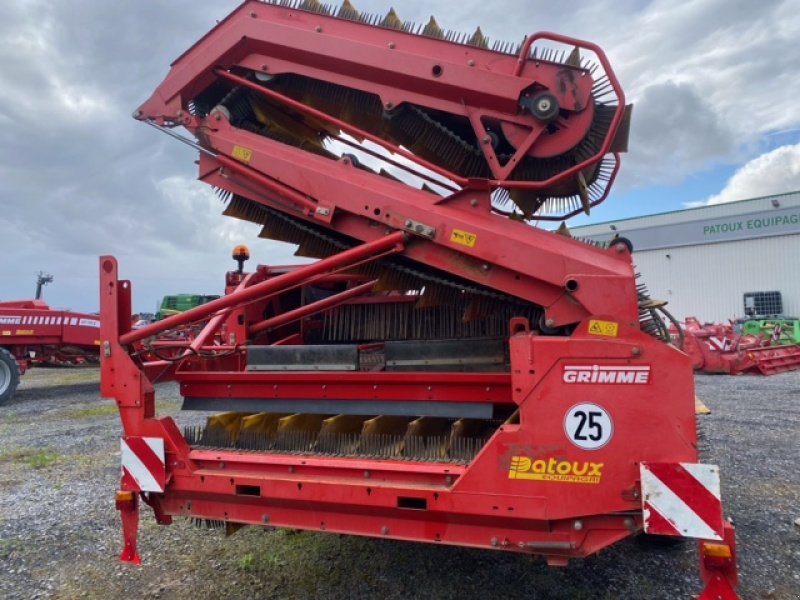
top-left (121, 437), bottom-right (165, 493)
top-left (640, 462), bottom-right (724, 540)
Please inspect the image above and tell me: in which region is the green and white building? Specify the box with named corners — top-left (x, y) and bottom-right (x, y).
top-left (570, 191), bottom-right (800, 322)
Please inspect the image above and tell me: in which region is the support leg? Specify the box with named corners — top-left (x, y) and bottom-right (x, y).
top-left (698, 518), bottom-right (739, 599)
top-left (116, 490), bottom-right (141, 565)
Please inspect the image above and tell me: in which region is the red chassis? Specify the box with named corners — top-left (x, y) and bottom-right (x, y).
top-left (0, 300), bottom-right (100, 404)
top-left (0, 299), bottom-right (100, 371)
top-left (114, 2), bottom-right (738, 595)
top-left (100, 249), bottom-right (738, 597)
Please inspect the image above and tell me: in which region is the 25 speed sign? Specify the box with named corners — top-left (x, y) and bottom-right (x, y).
top-left (564, 403), bottom-right (613, 450)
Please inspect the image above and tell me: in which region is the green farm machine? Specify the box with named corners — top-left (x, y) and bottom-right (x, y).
top-left (155, 294), bottom-right (220, 321)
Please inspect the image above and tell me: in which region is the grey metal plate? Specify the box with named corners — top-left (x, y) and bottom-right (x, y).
top-left (384, 338), bottom-right (506, 372)
top-left (247, 344), bottom-right (358, 371)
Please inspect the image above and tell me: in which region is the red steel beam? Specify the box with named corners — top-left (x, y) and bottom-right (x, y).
top-left (189, 272), bottom-right (256, 352)
top-left (213, 52), bottom-right (623, 192)
top-left (214, 69), bottom-right (471, 187)
top-left (249, 279), bottom-right (377, 335)
top-left (120, 231), bottom-right (405, 346)
top-left (215, 153), bottom-right (318, 214)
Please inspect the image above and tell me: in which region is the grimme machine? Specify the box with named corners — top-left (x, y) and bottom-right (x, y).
top-left (0, 299), bottom-right (100, 404)
top-left (101, 1), bottom-right (739, 596)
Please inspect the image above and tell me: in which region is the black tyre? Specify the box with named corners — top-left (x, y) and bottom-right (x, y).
top-left (0, 347), bottom-right (20, 405)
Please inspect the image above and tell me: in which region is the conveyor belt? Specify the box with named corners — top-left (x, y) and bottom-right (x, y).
top-left (184, 412), bottom-right (505, 463)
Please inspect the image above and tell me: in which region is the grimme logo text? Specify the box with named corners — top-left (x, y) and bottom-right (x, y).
top-left (563, 365), bottom-right (650, 384)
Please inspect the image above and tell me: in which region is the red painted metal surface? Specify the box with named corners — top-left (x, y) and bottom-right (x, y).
top-left (0, 299), bottom-right (100, 384)
top-left (104, 256), bottom-right (677, 532)
top-left (0, 300), bottom-right (100, 350)
top-left (249, 279), bottom-right (376, 334)
top-left (101, 255), bottom-right (739, 597)
top-left (195, 137), bottom-right (637, 328)
top-left (106, 3), bottom-right (741, 596)
top-left (134, 0), bottom-right (636, 329)
top-left (698, 520), bottom-right (739, 600)
top-left (137, 2), bottom-right (624, 188)
top-left (675, 317), bottom-right (800, 375)
top-left (741, 344), bottom-right (800, 375)
top-left (213, 68), bottom-right (472, 188)
top-left (121, 230), bottom-right (404, 346)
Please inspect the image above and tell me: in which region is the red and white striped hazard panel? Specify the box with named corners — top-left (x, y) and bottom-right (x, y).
top-left (120, 437), bottom-right (165, 493)
top-left (640, 462), bottom-right (723, 541)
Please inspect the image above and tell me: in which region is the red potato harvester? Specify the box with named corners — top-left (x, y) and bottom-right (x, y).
top-left (101, 2), bottom-right (739, 596)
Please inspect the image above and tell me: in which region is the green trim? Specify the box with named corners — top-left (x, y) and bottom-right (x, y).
top-left (571, 189), bottom-right (800, 230)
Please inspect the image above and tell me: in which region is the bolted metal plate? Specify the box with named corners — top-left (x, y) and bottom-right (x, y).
top-left (247, 344), bottom-right (358, 371)
top-left (385, 337), bottom-right (506, 372)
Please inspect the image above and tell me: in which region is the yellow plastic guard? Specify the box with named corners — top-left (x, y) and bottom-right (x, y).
top-left (320, 414), bottom-right (368, 435)
top-left (277, 413), bottom-right (326, 433)
top-left (206, 412), bottom-right (248, 439)
top-left (240, 412), bottom-right (286, 435)
top-left (695, 396), bottom-right (711, 415)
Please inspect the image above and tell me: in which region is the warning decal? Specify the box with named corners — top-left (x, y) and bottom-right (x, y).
top-left (450, 229), bottom-right (477, 248)
top-left (231, 145), bottom-right (253, 163)
top-left (121, 437), bottom-right (165, 493)
top-left (587, 319), bottom-right (619, 337)
top-left (640, 462), bottom-right (724, 540)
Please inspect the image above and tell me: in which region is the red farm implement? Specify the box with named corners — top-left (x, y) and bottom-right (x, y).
top-left (677, 317), bottom-right (800, 375)
top-left (0, 299), bottom-right (100, 404)
top-left (101, 2), bottom-right (740, 597)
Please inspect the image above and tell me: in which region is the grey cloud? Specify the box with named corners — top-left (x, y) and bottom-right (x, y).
top-left (1, 0), bottom-right (799, 310)
top-left (620, 81), bottom-right (737, 188)
top-left (0, 1), bottom-right (287, 311)
top-left (610, 0), bottom-right (796, 137)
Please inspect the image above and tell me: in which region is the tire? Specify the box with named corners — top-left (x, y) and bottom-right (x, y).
top-left (0, 347), bottom-right (20, 405)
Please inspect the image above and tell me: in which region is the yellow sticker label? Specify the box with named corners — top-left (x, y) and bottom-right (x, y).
top-left (15, 329), bottom-right (34, 336)
top-left (588, 319), bottom-right (618, 337)
top-left (508, 456), bottom-right (603, 484)
top-left (231, 145), bottom-right (253, 163)
top-left (450, 229), bottom-right (477, 247)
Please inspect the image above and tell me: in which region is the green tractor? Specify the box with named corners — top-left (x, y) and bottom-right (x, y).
top-left (155, 294), bottom-right (220, 321)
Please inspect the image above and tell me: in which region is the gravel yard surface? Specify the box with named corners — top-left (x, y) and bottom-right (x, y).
top-left (1, 366), bottom-right (798, 599)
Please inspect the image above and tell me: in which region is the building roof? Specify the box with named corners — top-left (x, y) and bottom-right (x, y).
top-left (569, 190), bottom-right (800, 251)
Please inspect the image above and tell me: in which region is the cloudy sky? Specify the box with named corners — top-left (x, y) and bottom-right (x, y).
top-left (1, 0), bottom-right (798, 312)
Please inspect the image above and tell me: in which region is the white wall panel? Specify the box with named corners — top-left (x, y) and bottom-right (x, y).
top-left (632, 234), bottom-right (799, 322)
top-left (569, 191), bottom-right (800, 322)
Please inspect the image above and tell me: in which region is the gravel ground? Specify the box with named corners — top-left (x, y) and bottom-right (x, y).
top-left (1, 366), bottom-right (798, 599)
